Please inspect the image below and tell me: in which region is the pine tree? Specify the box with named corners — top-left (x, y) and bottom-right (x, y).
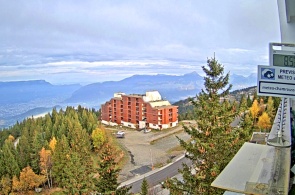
top-left (94, 143), bottom-right (121, 194)
top-left (53, 120), bottom-right (94, 193)
top-left (266, 96), bottom-right (275, 122)
top-left (52, 135), bottom-right (70, 187)
top-left (16, 127), bottom-right (31, 170)
top-left (166, 57), bottom-right (245, 194)
top-left (30, 131), bottom-right (47, 173)
top-left (63, 151), bottom-right (92, 194)
top-left (0, 175), bottom-right (12, 195)
top-left (1, 140), bottom-right (20, 178)
top-left (239, 94), bottom-right (248, 114)
top-left (141, 178), bottom-right (149, 195)
top-left (246, 94), bottom-right (252, 108)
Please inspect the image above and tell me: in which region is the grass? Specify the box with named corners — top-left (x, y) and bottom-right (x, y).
top-left (166, 145), bottom-right (185, 154)
top-left (150, 127), bottom-right (184, 145)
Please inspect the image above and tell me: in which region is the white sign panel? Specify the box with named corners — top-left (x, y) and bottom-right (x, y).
top-left (257, 65), bottom-right (295, 98)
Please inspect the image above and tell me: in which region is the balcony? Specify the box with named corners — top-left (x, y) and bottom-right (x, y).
top-left (212, 98), bottom-right (293, 194)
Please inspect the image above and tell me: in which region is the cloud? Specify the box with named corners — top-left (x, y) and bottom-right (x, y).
top-left (0, 0), bottom-right (281, 84)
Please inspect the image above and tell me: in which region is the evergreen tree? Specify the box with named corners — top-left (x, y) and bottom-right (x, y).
top-left (16, 127), bottom-right (31, 169)
top-left (53, 120), bottom-right (94, 193)
top-left (166, 57), bottom-right (246, 194)
top-left (273, 97), bottom-right (281, 111)
top-left (0, 148), bottom-right (4, 178)
top-left (239, 93), bottom-right (248, 114)
top-left (94, 143), bottom-right (121, 194)
top-left (246, 94), bottom-right (252, 108)
top-left (253, 88), bottom-right (258, 101)
top-left (266, 96), bottom-right (275, 122)
top-left (52, 135), bottom-right (70, 187)
top-left (1, 139), bottom-right (20, 179)
top-left (63, 151), bottom-right (92, 194)
top-left (141, 178), bottom-right (149, 195)
top-left (0, 175), bottom-right (12, 195)
top-left (115, 186), bottom-right (132, 195)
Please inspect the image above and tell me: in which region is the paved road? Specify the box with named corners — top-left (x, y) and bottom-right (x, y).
top-left (119, 155), bottom-right (192, 194)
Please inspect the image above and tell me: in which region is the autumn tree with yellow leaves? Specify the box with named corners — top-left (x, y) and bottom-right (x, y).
top-left (39, 147), bottom-right (53, 188)
top-left (12, 166), bottom-right (45, 193)
top-left (91, 127), bottom-right (106, 150)
top-left (250, 99), bottom-right (260, 126)
top-left (257, 112), bottom-right (271, 132)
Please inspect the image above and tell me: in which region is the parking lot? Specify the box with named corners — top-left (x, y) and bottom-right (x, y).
top-left (110, 124), bottom-right (192, 182)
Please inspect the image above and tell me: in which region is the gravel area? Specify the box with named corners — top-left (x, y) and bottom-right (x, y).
top-left (109, 124), bottom-right (192, 182)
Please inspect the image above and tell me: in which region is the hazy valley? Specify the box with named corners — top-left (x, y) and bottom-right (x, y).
top-left (0, 72), bottom-right (257, 128)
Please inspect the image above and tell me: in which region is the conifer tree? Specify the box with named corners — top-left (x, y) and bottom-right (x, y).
top-left (0, 175), bottom-right (12, 195)
top-left (2, 139), bottom-right (20, 178)
top-left (141, 178), bottom-right (149, 195)
top-left (63, 151), bottom-right (92, 194)
top-left (0, 150), bottom-right (4, 178)
top-left (166, 57), bottom-right (245, 194)
top-left (247, 94), bottom-right (252, 108)
top-left (17, 127), bottom-right (31, 169)
top-left (266, 96), bottom-right (275, 122)
top-left (94, 143), bottom-right (121, 194)
top-left (52, 135), bottom-right (70, 187)
top-left (239, 94), bottom-right (248, 114)
top-left (30, 131), bottom-right (47, 173)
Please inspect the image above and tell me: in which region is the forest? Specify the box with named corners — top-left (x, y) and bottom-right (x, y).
top-left (0, 106), bottom-right (130, 194)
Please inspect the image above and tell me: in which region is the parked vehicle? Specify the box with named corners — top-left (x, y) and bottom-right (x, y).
top-left (116, 131), bottom-right (125, 138)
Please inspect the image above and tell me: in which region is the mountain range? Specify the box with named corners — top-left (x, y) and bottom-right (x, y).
top-left (66, 72), bottom-right (257, 105)
top-left (0, 72), bottom-right (257, 128)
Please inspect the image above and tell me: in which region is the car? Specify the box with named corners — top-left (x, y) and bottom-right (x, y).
top-left (116, 131), bottom-right (125, 138)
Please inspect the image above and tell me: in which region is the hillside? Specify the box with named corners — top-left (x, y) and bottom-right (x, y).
top-left (174, 86), bottom-right (257, 120)
top-left (66, 72), bottom-right (257, 105)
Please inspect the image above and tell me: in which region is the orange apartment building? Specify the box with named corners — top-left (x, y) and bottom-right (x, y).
top-left (101, 91), bottom-right (178, 130)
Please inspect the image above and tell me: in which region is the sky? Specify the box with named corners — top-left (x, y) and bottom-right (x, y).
top-left (0, 0), bottom-right (281, 85)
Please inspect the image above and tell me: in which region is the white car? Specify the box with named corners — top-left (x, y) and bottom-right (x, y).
top-left (116, 131), bottom-right (125, 138)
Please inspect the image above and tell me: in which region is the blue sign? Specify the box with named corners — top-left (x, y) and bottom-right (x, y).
top-left (261, 68), bottom-right (275, 80)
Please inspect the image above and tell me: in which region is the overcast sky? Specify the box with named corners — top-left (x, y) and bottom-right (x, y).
top-left (0, 0), bottom-right (281, 85)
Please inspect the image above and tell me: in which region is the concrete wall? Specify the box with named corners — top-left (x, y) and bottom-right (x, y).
top-left (278, 0), bottom-right (295, 43)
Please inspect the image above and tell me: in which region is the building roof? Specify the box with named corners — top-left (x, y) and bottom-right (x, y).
top-left (149, 100), bottom-right (171, 108)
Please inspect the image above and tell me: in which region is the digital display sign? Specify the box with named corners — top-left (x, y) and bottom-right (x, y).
top-left (273, 54), bottom-right (295, 67)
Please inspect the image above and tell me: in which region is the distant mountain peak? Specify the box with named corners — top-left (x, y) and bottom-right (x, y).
top-left (184, 71), bottom-right (199, 76)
